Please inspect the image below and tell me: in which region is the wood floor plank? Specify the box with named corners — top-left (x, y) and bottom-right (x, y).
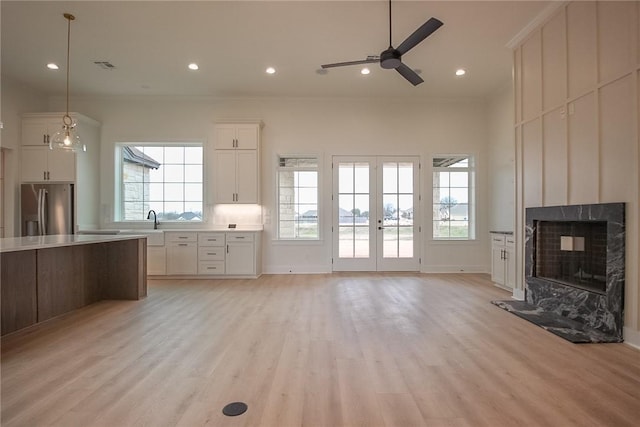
top-left (2, 273), bottom-right (640, 426)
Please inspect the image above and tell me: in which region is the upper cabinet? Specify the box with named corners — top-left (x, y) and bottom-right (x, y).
top-left (214, 123), bottom-right (259, 150)
top-left (213, 122), bottom-right (262, 204)
top-left (21, 117), bottom-right (62, 146)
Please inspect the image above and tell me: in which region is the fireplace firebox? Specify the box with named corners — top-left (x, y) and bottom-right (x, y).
top-left (534, 220), bottom-right (607, 294)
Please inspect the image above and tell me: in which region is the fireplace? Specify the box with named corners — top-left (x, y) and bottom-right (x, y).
top-left (524, 203), bottom-right (625, 342)
top-left (534, 221), bottom-right (607, 294)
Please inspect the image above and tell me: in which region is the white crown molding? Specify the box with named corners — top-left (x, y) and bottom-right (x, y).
top-left (506, 1), bottom-right (569, 50)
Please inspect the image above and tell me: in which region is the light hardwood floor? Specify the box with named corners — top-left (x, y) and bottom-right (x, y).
top-left (2, 273), bottom-right (640, 426)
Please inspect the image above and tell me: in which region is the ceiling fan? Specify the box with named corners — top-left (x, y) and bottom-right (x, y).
top-left (321, 0), bottom-right (443, 86)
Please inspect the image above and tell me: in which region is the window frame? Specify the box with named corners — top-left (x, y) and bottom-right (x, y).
top-left (114, 141), bottom-right (205, 223)
top-left (431, 154), bottom-right (476, 241)
top-left (275, 153), bottom-right (321, 242)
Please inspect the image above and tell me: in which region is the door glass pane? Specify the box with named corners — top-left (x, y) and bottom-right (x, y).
top-left (354, 194), bottom-right (370, 225)
top-left (339, 164), bottom-right (354, 193)
top-left (398, 194), bottom-right (413, 226)
top-left (399, 226), bottom-right (413, 258)
top-left (383, 195), bottom-right (398, 224)
top-left (339, 195), bottom-right (354, 225)
top-left (354, 163), bottom-right (369, 193)
top-left (383, 227), bottom-right (398, 258)
top-left (354, 226), bottom-right (369, 258)
top-left (398, 163), bottom-right (413, 193)
top-left (383, 163), bottom-right (398, 193)
top-left (339, 226), bottom-right (354, 257)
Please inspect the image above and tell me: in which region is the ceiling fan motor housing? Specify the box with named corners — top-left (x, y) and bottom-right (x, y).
top-left (380, 48), bottom-right (402, 69)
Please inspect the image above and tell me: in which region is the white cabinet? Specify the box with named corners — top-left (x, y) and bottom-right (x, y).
top-left (198, 232), bottom-right (225, 275)
top-left (214, 123), bottom-right (259, 150)
top-left (166, 232), bottom-right (198, 275)
top-left (21, 146), bottom-right (76, 182)
top-left (225, 233), bottom-right (256, 276)
top-left (213, 122), bottom-right (261, 204)
top-left (491, 233), bottom-right (516, 291)
top-left (147, 246), bottom-right (167, 275)
top-left (21, 117), bottom-right (61, 146)
top-left (153, 230), bottom-right (260, 277)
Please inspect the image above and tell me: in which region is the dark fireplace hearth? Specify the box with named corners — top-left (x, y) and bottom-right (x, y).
top-left (521, 203), bottom-right (625, 343)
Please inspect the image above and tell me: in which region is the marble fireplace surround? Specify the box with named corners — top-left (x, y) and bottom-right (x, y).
top-left (524, 203), bottom-right (625, 343)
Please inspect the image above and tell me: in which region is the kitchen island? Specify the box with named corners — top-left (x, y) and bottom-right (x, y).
top-left (1, 234), bottom-right (147, 336)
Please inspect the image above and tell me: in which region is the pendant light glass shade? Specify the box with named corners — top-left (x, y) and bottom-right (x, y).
top-left (50, 114), bottom-right (85, 152)
top-left (51, 13), bottom-right (85, 153)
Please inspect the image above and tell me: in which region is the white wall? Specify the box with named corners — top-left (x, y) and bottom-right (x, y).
top-left (51, 95), bottom-right (491, 274)
top-left (487, 83), bottom-right (515, 232)
top-left (0, 75), bottom-right (48, 236)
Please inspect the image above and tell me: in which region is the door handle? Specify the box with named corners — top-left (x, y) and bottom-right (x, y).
top-left (378, 226), bottom-right (385, 230)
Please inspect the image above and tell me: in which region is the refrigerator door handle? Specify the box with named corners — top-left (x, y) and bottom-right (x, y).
top-left (38, 188), bottom-right (48, 235)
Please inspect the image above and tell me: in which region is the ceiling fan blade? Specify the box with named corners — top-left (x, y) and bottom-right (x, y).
top-left (321, 58), bottom-right (379, 69)
top-left (396, 17), bottom-right (443, 56)
top-left (395, 63), bottom-right (424, 86)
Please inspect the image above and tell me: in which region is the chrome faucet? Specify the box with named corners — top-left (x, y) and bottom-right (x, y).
top-left (147, 210), bottom-right (159, 229)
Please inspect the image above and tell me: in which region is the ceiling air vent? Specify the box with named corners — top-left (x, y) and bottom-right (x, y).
top-left (94, 61), bottom-right (116, 70)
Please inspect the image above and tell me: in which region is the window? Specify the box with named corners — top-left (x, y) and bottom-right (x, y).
top-left (117, 143), bottom-right (203, 221)
top-left (432, 155), bottom-right (475, 240)
top-left (277, 156), bottom-right (319, 239)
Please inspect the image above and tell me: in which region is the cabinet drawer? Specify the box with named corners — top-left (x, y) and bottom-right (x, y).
top-left (226, 233), bottom-right (254, 242)
top-left (198, 233), bottom-right (225, 246)
top-left (505, 237), bottom-right (516, 247)
top-left (198, 261), bottom-right (225, 275)
top-left (198, 248), bottom-right (225, 261)
top-left (166, 232), bottom-right (197, 243)
top-left (491, 234), bottom-right (506, 245)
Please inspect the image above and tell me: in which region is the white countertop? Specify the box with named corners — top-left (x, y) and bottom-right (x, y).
top-left (0, 234), bottom-right (147, 253)
top-left (79, 226), bottom-right (264, 234)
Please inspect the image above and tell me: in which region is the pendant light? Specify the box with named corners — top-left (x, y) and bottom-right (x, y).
top-left (50, 13), bottom-right (85, 152)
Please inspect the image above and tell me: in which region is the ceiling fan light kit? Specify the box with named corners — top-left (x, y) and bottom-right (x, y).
top-left (321, 0), bottom-right (443, 86)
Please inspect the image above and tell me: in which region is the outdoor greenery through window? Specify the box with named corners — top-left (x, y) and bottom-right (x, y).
top-left (119, 144), bottom-right (203, 221)
top-left (278, 156), bottom-right (319, 239)
top-left (432, 155), bottom-right (474, 240)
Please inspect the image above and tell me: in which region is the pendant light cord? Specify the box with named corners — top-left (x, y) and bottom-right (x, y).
top-left (63, 13), bottom-right (74, 126)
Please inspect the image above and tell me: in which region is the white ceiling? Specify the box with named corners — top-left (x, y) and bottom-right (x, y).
top-left (1, 1), bottom-right (551, 99)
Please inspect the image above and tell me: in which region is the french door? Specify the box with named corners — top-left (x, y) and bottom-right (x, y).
top-left (332, 156), bottom-right (420, 271)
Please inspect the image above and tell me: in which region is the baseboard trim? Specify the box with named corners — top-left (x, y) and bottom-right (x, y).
top-left (421, 266), bottom-right (489, 274)
top-left (263, 265), bottom-right (331, 274)
top-left (623, 327), bottom-right (640, 350)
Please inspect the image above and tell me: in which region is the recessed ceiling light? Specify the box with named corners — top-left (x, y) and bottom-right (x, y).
top-left (47, 63), bottom-right (59, 70)
top-left (455, 68), bottom-right (466, 76)
top-left (188, 63), bottom-right (199, 71)
top-left (361, 68), bottom-right (370, 75)
top-left (265, 67), bottom-right (276, 74)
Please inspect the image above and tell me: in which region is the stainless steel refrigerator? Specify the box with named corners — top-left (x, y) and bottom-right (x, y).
top-left (21, 183), bottom-right (74, 236)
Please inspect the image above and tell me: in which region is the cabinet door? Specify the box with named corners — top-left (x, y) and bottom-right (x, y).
top-left (491, 246), bottom-right (506, 285)
top-left (236, 150), bottom-right (258, 203)
top-left (21, 147), bottom-right (48, 182)
top-left (215, 150), bottom-right (237, 203)
top-left (226, 242), bottom-right (255, 275)
top-left (22, 119), bottom-right (53, 146)
top-left (505, 247), bottom-right (516, 290)
top-left (147, 246), bottom-right (166, 275)
top-left (235, 124), bottom-right (259, 150)
top-left (214, 125), bottom-right (237, 149)
top-left (47, 149), bottom-right (76, 182)
top-left (166, 243), bottom-right (198, 275)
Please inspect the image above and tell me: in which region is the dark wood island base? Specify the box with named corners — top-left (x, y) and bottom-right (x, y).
top-left (1, 237), bottom-right (146, 336)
